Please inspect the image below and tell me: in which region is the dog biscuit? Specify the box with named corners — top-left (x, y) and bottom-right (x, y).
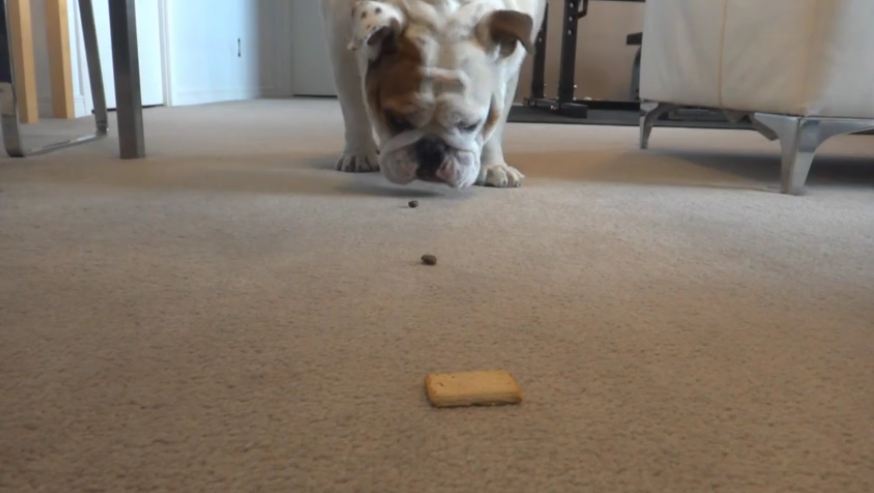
top-left (425, 370), bottom-right (522, 407)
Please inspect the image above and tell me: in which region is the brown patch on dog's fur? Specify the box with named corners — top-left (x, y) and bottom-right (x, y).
top-left (365, 30), bottom-right (425, 130)
top-left (481, 10), bottom-right (534, 56)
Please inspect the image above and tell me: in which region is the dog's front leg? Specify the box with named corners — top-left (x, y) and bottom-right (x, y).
top-left (477, 74), bottom-right (525, 188)
top-left (320, 1), bottom-right (379, 173)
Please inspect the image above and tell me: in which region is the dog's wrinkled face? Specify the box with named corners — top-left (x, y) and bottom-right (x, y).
top-left (350, 2), bottom-right (532, 188)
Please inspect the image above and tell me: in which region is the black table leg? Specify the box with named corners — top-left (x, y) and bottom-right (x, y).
top-left (530, 3), bottom-right (548, 100)
top-left (108, 0), bottom-right (144, 159)
top-left (556, 0), bottom-right (588, 117)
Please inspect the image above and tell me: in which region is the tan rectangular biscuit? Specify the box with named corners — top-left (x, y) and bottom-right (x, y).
top-left (425, 370), bottom-right (523, 408)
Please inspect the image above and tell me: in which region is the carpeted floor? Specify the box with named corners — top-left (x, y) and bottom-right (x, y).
top-left (1, 99), bottom-right (872, 493)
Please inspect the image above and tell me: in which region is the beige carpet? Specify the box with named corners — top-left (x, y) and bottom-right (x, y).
top-left (1, 99), bottom-right (872, 493)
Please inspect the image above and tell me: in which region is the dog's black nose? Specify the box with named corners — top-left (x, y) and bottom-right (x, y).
top-left (415, 136), bottom-right (447, 178)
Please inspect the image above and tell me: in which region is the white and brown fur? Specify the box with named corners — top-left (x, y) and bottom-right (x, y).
top-left (320, 0), bottom-right (546, 188)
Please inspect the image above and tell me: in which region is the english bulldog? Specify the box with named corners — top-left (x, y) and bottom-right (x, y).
top-left (320, 0), bottom-right (546, 188)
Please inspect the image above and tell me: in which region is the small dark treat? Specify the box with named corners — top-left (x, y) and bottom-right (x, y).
top-left (408, 200), bottom-right (419, 208)
top-left (421, 254), bottom-right (437, 266)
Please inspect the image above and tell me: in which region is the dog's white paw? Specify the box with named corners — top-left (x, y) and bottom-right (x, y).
top-left (337, 151), bottom-right (379, 173)
top-left (476, 163), bottom-right (525, 188)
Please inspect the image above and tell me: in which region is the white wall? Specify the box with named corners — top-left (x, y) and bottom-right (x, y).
top-left (290, 1), bottom-right (334, 96)
top-left (164, 0), bottom-right (295, 106)
top-left (519, 2), bottom-right (645, 101)
top-left (165, 0), bottom-right (250, 105)
top-left (259, 0), bottom-right (294, 98)
top-left (30, 0), bottom-right (295, 117)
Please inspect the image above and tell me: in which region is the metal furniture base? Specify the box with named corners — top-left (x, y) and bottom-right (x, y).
top-left (639, 102), bottom-right (677, 150)
top-left (1, 0), bottom-right (144, 159)
top-left (0, 0), bottom-right (107, 157)
top-left (639, 102), bottom-right (874, 194)
top-left (753, 113), bottom-right (874, 195)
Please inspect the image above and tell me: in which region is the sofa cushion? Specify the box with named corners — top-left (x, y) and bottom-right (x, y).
top-left (641, 0), bottom-right (874, 118)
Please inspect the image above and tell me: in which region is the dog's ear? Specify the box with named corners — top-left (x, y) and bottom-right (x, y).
top-left (476, 10), bottom-right (534, 57)
top-left (348, 1), bottom-right (406, 61)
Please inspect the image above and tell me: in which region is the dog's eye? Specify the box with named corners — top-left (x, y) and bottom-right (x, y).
top-left (387, 113), bottom-right (413, 133)
top-left (458, 121), bottom-right (480, 132)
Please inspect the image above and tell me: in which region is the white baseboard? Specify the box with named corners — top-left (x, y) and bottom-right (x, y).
top-left (170, 88), bottom-right (264, 107)
top-left (261, 87), bottom-right (295, 99)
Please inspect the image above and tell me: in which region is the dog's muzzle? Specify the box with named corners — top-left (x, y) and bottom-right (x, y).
top-left (379, 129), bottom-right (479, 187)
top-left (414, 136), bottom-right (448, 181)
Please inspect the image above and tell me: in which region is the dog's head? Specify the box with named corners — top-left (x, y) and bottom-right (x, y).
top-left (349, 1), bottom-right (533, 188)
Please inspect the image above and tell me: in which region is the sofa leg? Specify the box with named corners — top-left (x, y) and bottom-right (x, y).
top-left (757, 114), bottom-right (815, 195)
top-left (754, 113), bottom-right (874, 195)
top-left (639, 102), bottom-right (677, 150)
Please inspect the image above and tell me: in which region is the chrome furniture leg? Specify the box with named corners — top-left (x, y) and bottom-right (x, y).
top-left (108, 0), bottom-right (144, 159)
top-left (753, 113), bottom-right (874, 195)
top-left (0, 0), bottom-right (107, 157)
top-left (639, 102), bottom-right (677, 149)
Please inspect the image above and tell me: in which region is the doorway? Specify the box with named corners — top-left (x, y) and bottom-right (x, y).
top-left (75, 0), bottom-right (165, 111)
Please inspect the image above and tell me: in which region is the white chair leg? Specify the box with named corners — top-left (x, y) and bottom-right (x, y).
top-left (754, 113), bottom-right (874, 195)
top-left (639, 102), bottom-right (677, 149)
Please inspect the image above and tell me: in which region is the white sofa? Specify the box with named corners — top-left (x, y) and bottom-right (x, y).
top-left (638, 0), bottom-right (874, 194)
